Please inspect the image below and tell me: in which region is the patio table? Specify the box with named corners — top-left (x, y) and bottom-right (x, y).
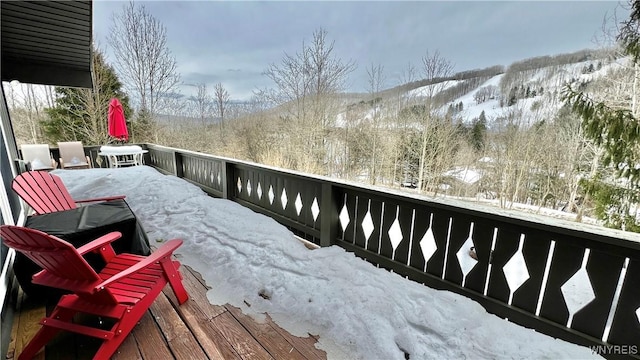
top-left (98, 145), bottom-right (148, 168)
top-left (15, 199), bottom-right (151, 296)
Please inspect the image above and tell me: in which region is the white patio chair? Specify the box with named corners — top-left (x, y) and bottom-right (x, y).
top-left (58, 141), bottom-right (92, 169)
top-left (20, 144), bottom-right (57, 171)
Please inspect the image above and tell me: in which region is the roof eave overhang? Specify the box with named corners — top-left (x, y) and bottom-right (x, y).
top-left (1, 1), bottom-right (93, 88)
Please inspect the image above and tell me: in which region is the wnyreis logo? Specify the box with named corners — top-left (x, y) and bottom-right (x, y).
top-left (590, 345), bottom-right (638, 355)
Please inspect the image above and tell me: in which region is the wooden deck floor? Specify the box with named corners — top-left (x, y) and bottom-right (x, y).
top-left (6, 264), bottom-right (327, 360)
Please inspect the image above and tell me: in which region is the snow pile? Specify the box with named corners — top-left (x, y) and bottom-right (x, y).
top-left (55, 166), bottom-right (600, 360)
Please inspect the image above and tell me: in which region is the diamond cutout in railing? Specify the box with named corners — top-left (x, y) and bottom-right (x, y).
top-left (339, 204), bottom-right (350, 232)
top-left (388, 217), bottom-right (403, 251)
top-left (247, 180), bottom-right (252, 197)
top-left (419, 224), bottom-right (437, 263)
top-left (561, 266), bottom-right (595, 320)
top-left (257, 182), bottom-right (263, 200)
top-left (311, 197), bottom-right (320, 222)
top-left (237, 177), bottom-right (242, 193)
top-left (281, 188), bottom-right (288, 210)
top-left (295, 193), bottom-right (303, 216)
top-left (636, 307), bottom-right (640, 325)
top-left (217, 172), bottom-right (221, 186)
top-left (211, 172), bottom-right (215, 184)
top-left (456, 224), bottom-right (477, 278)
top-left (268, 185), bottom-right (274, 205)
top-left (503, 246), bottom-right (530, 294)
top-left (362, 209), bottom-right (374, 242)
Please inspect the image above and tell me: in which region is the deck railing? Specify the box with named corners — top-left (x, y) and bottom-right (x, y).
top-left (111, 144), bottom-right (640, 357)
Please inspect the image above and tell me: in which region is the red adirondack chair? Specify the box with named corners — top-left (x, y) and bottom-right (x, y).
top-left (12, 171), bottom-right (125, 215)
top-left (1, 225), bottom-right (189, 360)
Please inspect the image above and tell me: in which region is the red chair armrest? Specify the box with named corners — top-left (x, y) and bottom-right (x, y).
top-left (96, 239), bottom-right (183, 291)
top-left (76, 231), bottom-right (122, 255)
top-left (75, 195), bottom-right (126, 204)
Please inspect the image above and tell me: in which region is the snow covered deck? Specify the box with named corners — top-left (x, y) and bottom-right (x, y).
top-left (5, 144), bottom-right (640, 359)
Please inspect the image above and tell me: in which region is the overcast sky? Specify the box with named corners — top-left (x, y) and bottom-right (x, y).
top-left (93, 1), bottom-right (629, 101)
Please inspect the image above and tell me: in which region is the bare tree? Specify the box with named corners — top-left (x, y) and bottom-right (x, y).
top-left (263, 28), bottom-right (355, 174)
top-left (391, 63), bottom-right (420, 186)
top-left (43, 86), bottom-right (55, 109)
top-left (108, 1), bottom-right (180, 116)
top-left (21, 84), bottom-right (43, 143)
top-left (416, 51), bottom-right (455, 193)
top-left (366, 63), bottom-right (385, 184)
top-left (213, 82), bottom-right (230, 131)
top-left (191, 83), bottom-right (212, 127)
top-left (474, 85), bottom-right (498, 104)
top-left (3, 82), bottom-right (47, 145)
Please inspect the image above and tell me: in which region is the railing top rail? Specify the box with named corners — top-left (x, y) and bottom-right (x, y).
top-left (144, 143), bottom-right (640, 246)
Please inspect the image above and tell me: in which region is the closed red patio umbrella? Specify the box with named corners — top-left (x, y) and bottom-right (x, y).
top-left (108, 98), bottom-right (129, 142)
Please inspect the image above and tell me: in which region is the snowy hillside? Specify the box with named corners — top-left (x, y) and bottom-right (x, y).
top-left (337, 53), bottom-right (630, 129)
top-left (443, 74), bottom-right (505, 124)
top-left (426, 57), bottom-right (629, 127)
top-left (407, 79), bottom-right (463, 98)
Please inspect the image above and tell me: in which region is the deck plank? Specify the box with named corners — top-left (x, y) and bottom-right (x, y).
top-left (10, 291), bottom-right (46, 360)
top-left (111, 332), bottom-right (142, 360)
top-left (132, 311), bottom-right (174, 359)
top-left (149, 292), bottom-right (208, 359)
top-left (6, 289), bottom-right (24, 360)
top-left (162, 268), bottom-right (241, 359)
top-left (267, 315), bottom-right (326, 360)
top-left (211, 311), bottom-right (274, 360)
top-left (226, 305), bottom-right (307, 360)
top-left (177, 265), bottom-right (227, 318)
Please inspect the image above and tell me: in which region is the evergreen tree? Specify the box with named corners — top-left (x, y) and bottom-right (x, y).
top-left (478, 109), bottom-right (487, 124)
top-left (564, 0), bottom-right (639, 184)
top-left (470, 111), bottom-right (487, 151)
top-left (579, 174), bottom-right (640, 232)
top-left (43, 48), bottom-right (132, 145)
top-left (563, 0), bottom-right (640, 231)
top-left (131, 108), bottom-right (156, 143)
top-left (508, 87), bottom-right (518, 106)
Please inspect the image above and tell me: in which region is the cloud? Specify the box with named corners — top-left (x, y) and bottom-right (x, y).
top-left (93, 1), bottom-right (628, 101)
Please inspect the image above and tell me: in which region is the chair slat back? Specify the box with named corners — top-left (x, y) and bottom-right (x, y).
top-left (1, 226), bottom-right (100, 284)
top-left (58, 141), bottom-right (90, 168)
top-left (12, 171), bottom-right (76, 214)
top-left (20, 144), bottom-right (54, 170)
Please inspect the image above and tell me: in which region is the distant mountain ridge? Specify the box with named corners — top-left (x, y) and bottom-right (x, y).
top-left (368, 48), bottom-right (609, 99)
top-left (340, 48), bottom-right (623, 128)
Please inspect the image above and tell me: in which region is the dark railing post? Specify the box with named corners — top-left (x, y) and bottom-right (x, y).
top-left (320, 183), bottom-right (337, 247)
top-left (174, 151), bottom-right (183, 178)
top-left (222, 160), bottom-right (235, 200)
